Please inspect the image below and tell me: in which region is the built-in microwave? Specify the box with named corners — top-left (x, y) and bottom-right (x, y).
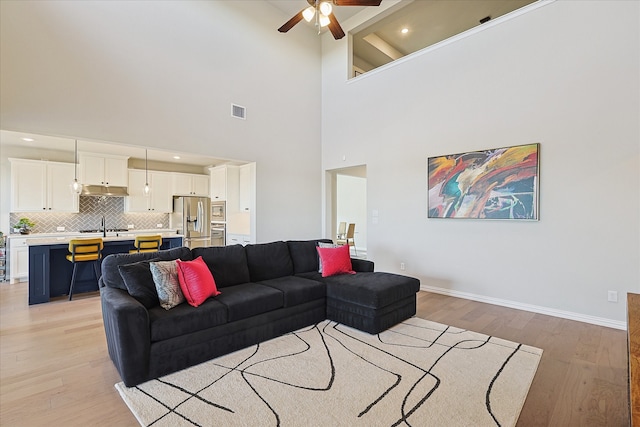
top-left (211, 201), bottom-right (226, 221)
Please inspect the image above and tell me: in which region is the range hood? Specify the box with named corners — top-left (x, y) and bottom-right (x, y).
top-left (80, 185), bottom-right (129, 197)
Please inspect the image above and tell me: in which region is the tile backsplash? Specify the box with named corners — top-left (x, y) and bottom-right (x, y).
top-left (10, 196), bottom-right (169, 234)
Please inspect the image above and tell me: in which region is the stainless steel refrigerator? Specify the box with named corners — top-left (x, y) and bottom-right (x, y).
top-left (171, 196), bottom-right (211, 249)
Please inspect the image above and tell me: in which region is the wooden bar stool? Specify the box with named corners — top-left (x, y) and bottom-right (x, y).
top-left (130, 235), bottom-right (162, 253)
top-left (66, 238), bottom-right (103, 301)
top-left (336, 223), bottom-right (357, 256)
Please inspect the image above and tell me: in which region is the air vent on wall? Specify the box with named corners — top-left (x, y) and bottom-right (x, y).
top-left (231, 104), bottom-right (246, 120)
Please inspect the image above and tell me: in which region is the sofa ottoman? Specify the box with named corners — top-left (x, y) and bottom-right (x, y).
top-left (325, 272), bottom-right (421, 334)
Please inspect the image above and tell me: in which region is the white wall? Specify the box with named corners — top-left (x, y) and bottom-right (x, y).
top-left (321, 0), bottom-right (639, 326)
top-left (0, 0), bottom-right (323, 242)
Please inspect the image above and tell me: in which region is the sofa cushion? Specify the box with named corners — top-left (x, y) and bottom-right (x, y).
top-left (150, 260), bottom-right (185, 310)
top-left (287, 239), bottom-right (332, 274)
top-left (102, 246), bottom-right (192, 291)
top-left (176, 256), bottom-right (221, 307)
top-left (148, 298), bottom-right (228, 342)
top-left (245, 241), bottom-right (293, 282)
top-left (192, 245), bottom-right (250, 288)
top-left (324, 272), bottom-right (420, 309)
top-left (295, 271), bottom-right (323, 281)
top-left (317, 244), bottom-right (355, 277)
top-left (215, 283), bottom-right (283, 322)
top-left (118, 259), bottom-right (160, 309)
top-left (258, 276), bottom-right (326, 307)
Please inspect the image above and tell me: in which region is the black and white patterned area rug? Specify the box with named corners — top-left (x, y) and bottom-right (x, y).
top-left (116, 318), bottom-right (542, 426)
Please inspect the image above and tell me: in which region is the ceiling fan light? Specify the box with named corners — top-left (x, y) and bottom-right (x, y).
top-left (319, 13), bottom-right (331, 28)
top-left (319, 2), bottom-right (333, 16)
top-left (302, 6), bottom-right (315, 22)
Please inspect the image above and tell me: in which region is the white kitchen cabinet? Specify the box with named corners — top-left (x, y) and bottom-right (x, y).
top-left (47, 162), bottom-right (80, 211)
top-left (239, 163), bottom-right (253, 212)
top-left (172, 172), bottom-right (209, 196)
top-left (10, 159), bottom-right (45, 212)
top-left (79, 152), bottom-right (129, 186)
top-left (209, 165), bottom-right (239, 205)
top-left (9, 159), bottom-right (79, 212)
top-left (149, 172), bottom-right (173, 212)
top-left (125, 169), bottom-right (172, 213)
top-left (226, 234), bottom-right (251, 246)
top-left (9, 237), bottom-right (29, 284)
top-left (192, 174), bottom-right (209, 196)
top-left (209, 167), bottom-right (227, 200)
top-left (213, 164), bottom-right (254, 238)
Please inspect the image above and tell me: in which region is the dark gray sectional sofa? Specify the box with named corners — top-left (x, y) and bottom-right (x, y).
top-left (99, 239), bottom-right (420, 387)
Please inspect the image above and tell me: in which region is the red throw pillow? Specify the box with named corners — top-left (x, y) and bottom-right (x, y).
top-left (317, 244), bottom-right (356, 278)
top-left (176, 256), bottom-right (221, 307)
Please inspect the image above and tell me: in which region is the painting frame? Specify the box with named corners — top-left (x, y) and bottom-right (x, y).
top-left (427, 143), bottom-right (539, 220)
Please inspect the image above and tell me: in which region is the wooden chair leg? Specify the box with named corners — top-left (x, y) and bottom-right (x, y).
top-left (69, 263), bottom-right (78, 301)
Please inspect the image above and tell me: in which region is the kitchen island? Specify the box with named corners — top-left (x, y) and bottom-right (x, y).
top-left (28, 232), bottom-right (183, 305)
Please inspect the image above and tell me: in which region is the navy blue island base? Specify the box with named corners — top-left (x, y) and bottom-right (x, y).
top-left (28, 236), bottom-right (183, 305)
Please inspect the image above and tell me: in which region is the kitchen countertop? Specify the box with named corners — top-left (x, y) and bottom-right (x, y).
top-left (9, 228), bottom-right (178, 238)
top-left (25, 231), bottom-right (183, 246)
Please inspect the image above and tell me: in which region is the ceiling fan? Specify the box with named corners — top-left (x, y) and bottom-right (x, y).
top-left (278, 0), bottom-right (382, 40)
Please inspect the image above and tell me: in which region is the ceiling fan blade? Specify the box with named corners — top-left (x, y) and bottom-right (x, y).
top-left (333, 0), bottom-right (382, 6)
top-left (327, 13), bottom-right (345, 40)
top-left (278, 10), bottom-right (305, 33)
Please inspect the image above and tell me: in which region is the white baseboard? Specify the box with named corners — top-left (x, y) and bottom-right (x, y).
top-left (420, 284), bottom-right (627, 331)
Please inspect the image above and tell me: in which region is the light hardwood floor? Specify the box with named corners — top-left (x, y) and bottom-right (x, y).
top-left (0, 283), bottom-right (629, 426)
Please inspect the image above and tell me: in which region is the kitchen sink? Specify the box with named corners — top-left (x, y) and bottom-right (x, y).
top-left (79, 228), bottom-right (129, 233)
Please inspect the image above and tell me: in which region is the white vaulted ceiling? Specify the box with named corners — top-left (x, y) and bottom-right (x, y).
top-left (267, 0), bottom-right (536, 73)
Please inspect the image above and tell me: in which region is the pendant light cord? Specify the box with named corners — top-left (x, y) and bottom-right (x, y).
top-left (144, 149), bottom-right (150, 195)
top-left (74, 139), bottom-right (78, 180)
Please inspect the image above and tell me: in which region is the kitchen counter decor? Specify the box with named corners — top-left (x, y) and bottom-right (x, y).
top-left (13, 217), bottom-right (35, 234)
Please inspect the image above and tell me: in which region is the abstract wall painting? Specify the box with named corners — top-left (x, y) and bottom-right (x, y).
top-left (427, 143), bottom-right (539, 220)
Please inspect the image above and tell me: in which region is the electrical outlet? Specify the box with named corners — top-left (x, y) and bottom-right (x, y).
top-left (400, 262), bottom-right (405, 271)
top-left (127, 224), bottom-right (134, 229)
top-left (156, 223), bottom-right (163, 228)
top-left (607, 290), bottom-right (618, 303)
top-left (56, 226), bottom-right (65, 231)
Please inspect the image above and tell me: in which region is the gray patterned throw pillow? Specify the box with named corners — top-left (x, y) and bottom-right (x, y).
top-left (317, 242), bottom-right (340, 273)
top-left (150, 260), bottom-right (185, 310)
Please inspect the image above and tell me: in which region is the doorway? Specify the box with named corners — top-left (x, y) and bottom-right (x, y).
top-left (326, 165), bottom-right (367, 258)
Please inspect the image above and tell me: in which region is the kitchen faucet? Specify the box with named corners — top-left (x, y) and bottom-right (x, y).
top-left (101, 215), bottom-right (106, 237)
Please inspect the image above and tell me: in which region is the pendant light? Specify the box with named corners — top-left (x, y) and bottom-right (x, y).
top-left (143, 149), bottom-right (150, 196)
top-left (71, 139), bottom-right (82, 194)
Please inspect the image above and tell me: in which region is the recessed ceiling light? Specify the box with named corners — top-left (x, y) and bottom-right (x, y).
top-left (401, 28), bottom-right (409, 34)
top-left (173, 156), bottom-right (181, 160)
top-left (21, 137), bottom-right (35, 142)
